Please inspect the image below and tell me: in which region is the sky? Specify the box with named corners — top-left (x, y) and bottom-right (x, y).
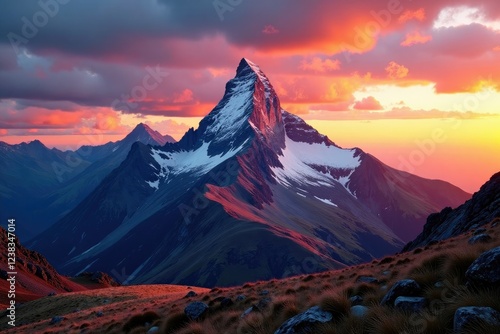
top-left (0, 0), bottom-right (499, 193)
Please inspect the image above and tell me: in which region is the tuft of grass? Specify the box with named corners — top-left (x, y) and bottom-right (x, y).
top-left (319, 293), bottom-right (350, 320)
top-left (122, 311), bottom-right (160, 332)
top-left (161, 312), bottom-right (190, 333)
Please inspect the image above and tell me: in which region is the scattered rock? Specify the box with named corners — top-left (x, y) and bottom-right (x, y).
top-left (48, 292), bottom-right (56, 297)
top-left (96, 311), bottom-right (103, 317)
top-left (220, 297), bottom-right (233, 308)
top-left (236, 294), bottom-right (246, 301)
top-left (256, 298), bottom-right (272, 310)
top-left (185, 291), bottom-right (197, 298)
top-left (468, 234), bottom-right (492, 244)
top-left (394, 296), bottom-right (427, 313)
top-left (49, 316), bottom-right (64, 325)
top-left (351, 305), bottom-right (368, 318)
top-left (349, 295), bottom-right (363, 306)
top-left (184, 302), bottom-right (209, 320)
top-left (466, 246), bottom-right (500, 287)
top-left (434, 281), bottom-right (445, 289)
top-left (454, 306), bottom-right (500, 332)
top-left (493, 221), bottom-right (499, 228)
top-left (259, 290), bottom-right (269, 296)
top-left (381, 279), bottom-right (422, 306)
top-left (356, 276), bottom-right (379, 284)
top-left (147, 326), bottom-right (159, 333)
top-left (274, 306), bottom-right (333, 334)
top-left (473, 228), bottom-right (487, 235)
top-left (241, 306), bottom-right (255, 318)
top-left (382, 270), bottom-right (391, 276)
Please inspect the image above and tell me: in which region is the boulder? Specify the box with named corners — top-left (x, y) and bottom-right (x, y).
top-left (394, 296), bottom-right (426, 313)
top-left (349, 295), bottom-right (363, 306)
top-left (351, 305), bottom-right (368, 318)
top-left (465, 246), bottom-right (500, 287)
top-left (184, 302), bottom-right (209, 320)
top-left (220, 297), bottom-right (233, 308)
top-left (473, 228), bottom-right (487, 235)
top-left (468, 234), bottom-right (492, 245)
top-left (147, 326), bottom-right (159, 333)
top-left (274, 306), bottom-right (332, 334)
top-left (236, 294), bottom-right (246, 302)
top-left (185, 291), bottom-right (197, 298)
top-left (454, 306), bottom-right (500, 332)
top-left (381, 279), bottom-right (422, 306)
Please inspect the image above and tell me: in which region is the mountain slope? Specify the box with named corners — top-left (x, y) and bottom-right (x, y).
top-left (404, 171), bottom-right (500, 250)
top-left (0, 226), bottom-right (89, 308)
top-left (31, 59), bottom-right (469, 287)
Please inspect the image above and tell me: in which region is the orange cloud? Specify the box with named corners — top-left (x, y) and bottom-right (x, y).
top-left (173, 89), bottom-right (194, 103)
top-left (398, 8), bottom-right (426, 23)
top-left (386, 61), bottom-right (409, 79)
top-left (401, 31), bottom-right (432, 46)
top-left (0, 129), bottom-right (8, 135)
top-left (299, 57), bottom-right (340, 72)
top-left (353, 96), bottom-right (383, 110)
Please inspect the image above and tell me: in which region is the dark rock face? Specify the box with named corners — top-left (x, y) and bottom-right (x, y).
top-left (274, 306), bottom-right (333, 334)
top-left (405, 172), bottom-right (500, 250)
top-left (468, 233), bottom-right (492, 245)
top-left (77, 272), bottom-right (120, 287)
top-left (381, 279), bottom-right (422, 306)
top-left (184, 302), bottom-right (209, 320)
top-left (465, 246), bottom-right (500, 287)
top-left (454, 307), bottom-right (500, 333)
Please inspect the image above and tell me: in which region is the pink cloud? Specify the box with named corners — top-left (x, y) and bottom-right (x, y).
top-left (398, 8), bottom-right (426, 23)
top-left (401, 31), bottom-right (433, 46)
top-left (353, 96), bottom-right (384, 110)
top-left (262, 25), bottom-right (279, 34)
top-left (173, 89), bottom-right (194, 103)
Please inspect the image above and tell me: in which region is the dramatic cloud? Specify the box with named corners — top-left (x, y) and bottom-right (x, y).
top-left (0, 0), bottom-right (500, 136)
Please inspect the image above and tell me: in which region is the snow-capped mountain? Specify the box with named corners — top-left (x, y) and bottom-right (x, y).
top-left (0, 124), bottom-right (174, 240)
top-left (30, 59), bottom-right (470, 287)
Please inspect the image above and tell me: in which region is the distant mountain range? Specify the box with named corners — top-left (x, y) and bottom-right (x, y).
top-left (0, 124), bottom-right (174, 240)
top-left (26, 59), bottom-right (470, 287)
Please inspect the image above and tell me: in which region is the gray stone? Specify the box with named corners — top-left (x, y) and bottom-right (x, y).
top-left (351, 305), bottom-right (368, 318)
top-left (349, 295), bottom-right (363, 306)
top-left (220, 297), bottom-right (233, 308)
top-left (357, 276), bottom-right (379, 284)
top-left (184, 302), bottom-right (209, 320)
top-left (236, 294), bottom-right (246, 301)
top-left (147, 326), bottom-right (159, 333)
top-left (96, 311), bottom-right (103, 317)
top-left (454, 306), bottom-right (500, 332)
top-left (240, 306), bottom-right (255, 318)
top-left (473, 228), bottom-right (487, 235)
top-left (468, 234), bottom-right (492, 245)
top-left (434, 281), bottom-right (445, 289)
top-left (394, 296), bottom-right (427, 313)
top-left (185, 290), bottom-right (197, 298)
top-left (381, 279), bottom-right (422, 306)
top-left (49, 316), bottom-right (64, 325)
top-left (257, 297), bottom-right (271, 310)
top-left (274, 306), bottom-right (333, 334)
top-left (259, 290), bottom-right (269, 296)
top-left (466, 246), bottom-right (500, 287)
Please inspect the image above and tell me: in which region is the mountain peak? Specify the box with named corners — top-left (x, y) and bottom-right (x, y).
top-left (125, 123), bottom-right (175, 146)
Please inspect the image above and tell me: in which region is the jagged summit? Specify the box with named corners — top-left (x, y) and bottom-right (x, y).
top-left (124, 123), bottom-right (175, 146)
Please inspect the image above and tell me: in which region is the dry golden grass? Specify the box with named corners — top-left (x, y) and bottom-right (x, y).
top-left (4, 220), bottom-right (500, 334)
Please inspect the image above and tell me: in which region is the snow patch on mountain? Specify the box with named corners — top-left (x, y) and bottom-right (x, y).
top-left (314, 196), bottom-right (338, 207)
top-left (148, 139), bottom-right (249, 189)
top-left (272, 135), bottom-right (361, 188)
